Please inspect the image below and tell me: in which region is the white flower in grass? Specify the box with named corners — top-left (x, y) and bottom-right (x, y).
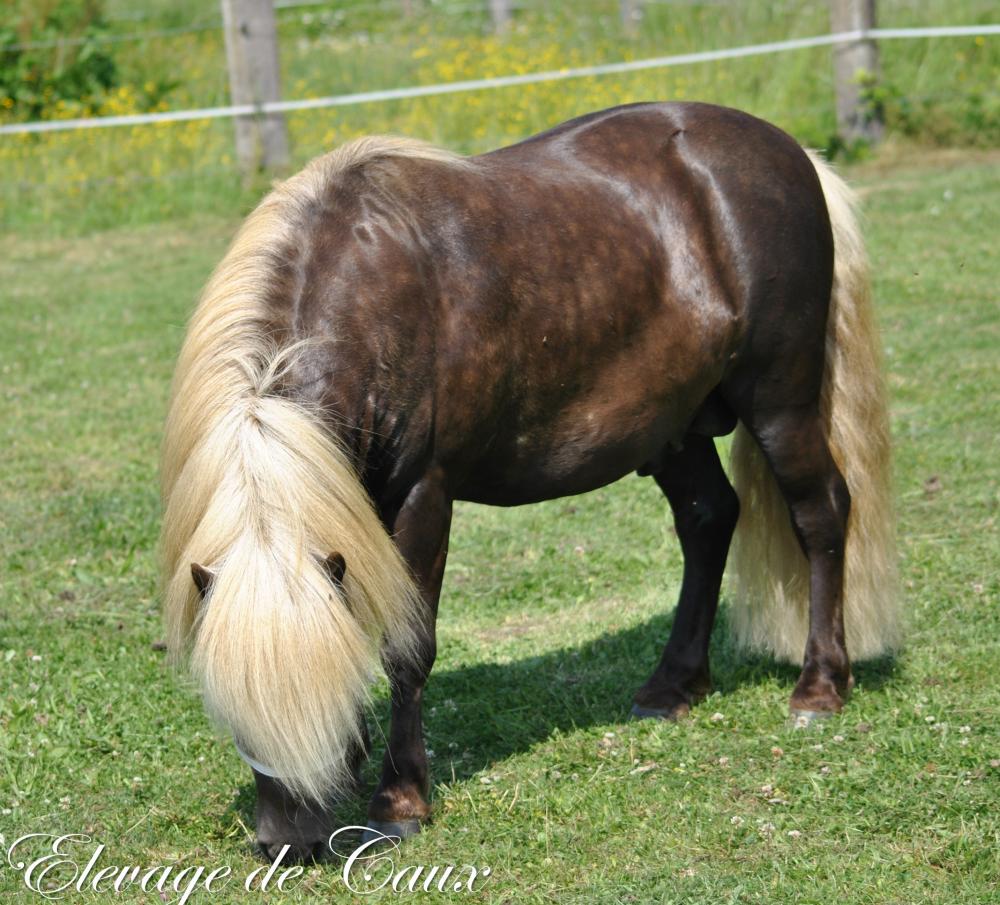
top-left (959, 725), bottom-right (971, 734)
top-left (787, 830), bottom-right (802, 838)
top-left (730, 815), bottom-right (743, 826)
top-left (710, 712), bottom-right (725, 722)
top-left (833, 735), bottom-right (845, 743)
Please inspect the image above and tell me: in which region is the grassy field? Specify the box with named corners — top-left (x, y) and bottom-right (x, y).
top-left (2, 2), bottom-right (999, 900)
top-left (1, 135), bottom-right (998, 903)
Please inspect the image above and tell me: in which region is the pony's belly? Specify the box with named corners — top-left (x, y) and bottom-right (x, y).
top-left (453, 392), bottom-right (696, 506)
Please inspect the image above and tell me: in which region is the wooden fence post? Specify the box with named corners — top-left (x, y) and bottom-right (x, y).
top-left (489, 0), bottom-right (511, 34)
top-left (221, 0), bottom-right (290, 174)
top-left (830, 0), bottom-right (884, 144)
top-left (621, 0), bottom-right (641, 37)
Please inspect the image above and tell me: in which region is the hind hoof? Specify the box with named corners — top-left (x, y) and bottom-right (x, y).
top-left (630, 702), bottom-right (689, 721)
top-left (361, 818), bottom-right (422, 846)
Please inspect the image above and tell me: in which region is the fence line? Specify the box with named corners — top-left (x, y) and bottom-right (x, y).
top-left (1, 24), bottom-right (997, 137)
top-left (23, 89), bottom-right (936, 193)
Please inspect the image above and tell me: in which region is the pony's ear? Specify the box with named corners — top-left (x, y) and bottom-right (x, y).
top-left (190, 563), bottom-right (216, 600)
top-left (319, 551), bottom-right (346, 588)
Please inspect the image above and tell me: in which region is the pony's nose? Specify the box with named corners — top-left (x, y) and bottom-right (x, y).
top-left (260, 839), bottom-right (324, 864)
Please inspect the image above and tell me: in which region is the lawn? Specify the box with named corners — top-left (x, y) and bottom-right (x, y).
top-left (0, 135), bottom-right (997, 903)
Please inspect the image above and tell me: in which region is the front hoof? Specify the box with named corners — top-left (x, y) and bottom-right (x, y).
top-left (361, 818), bottom-right (422, 846)
top-left (630, 702), bottom-right (690, 721)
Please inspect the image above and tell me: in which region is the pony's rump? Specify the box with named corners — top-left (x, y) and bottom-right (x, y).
top-left (158, 138), bottom-right (460, 801)
top-left (727, 151), bottom-right (900, 662)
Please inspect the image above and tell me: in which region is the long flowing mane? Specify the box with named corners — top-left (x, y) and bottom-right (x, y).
top-left (159, 136), bottom-right (466, 802)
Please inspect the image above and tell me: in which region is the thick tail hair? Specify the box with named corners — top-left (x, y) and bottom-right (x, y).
top-left (727, 150), bottom-right (900, 663)
top-left (159, 141), bottom-right (456, 802)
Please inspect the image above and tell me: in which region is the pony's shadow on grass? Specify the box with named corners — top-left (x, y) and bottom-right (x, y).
top-left (227, 602), bottom-right (898, 849)
top-left (412, 603), bottom-right (897, 784)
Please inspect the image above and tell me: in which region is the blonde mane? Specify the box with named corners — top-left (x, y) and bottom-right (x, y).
top-left (160, 137), bottom-right (465, 802)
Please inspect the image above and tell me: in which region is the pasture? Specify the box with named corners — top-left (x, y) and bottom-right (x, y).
top-left (0, 146), bottom-right (997, 902)
top-left (2, 0), bottom-right (999, 901)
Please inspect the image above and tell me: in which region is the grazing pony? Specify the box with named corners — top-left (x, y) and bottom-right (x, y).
top-left (160, 102), bottom-right (898, 860)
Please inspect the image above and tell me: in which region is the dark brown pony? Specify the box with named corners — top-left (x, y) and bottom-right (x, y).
top-left (160, 102), bottom-right (897, 860)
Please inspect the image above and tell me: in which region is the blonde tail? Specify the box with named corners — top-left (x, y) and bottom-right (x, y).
top-left (727, 150), bottom-right (900, 663)
top-left (160, 163), bottom-right (423, 803)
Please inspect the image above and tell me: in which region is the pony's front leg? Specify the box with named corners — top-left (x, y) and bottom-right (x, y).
top-left (366, 470), bottom-right (452, 841)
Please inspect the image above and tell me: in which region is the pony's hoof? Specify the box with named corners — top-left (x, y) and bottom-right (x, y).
top-left (790, 709), bottom-right (834, 728)
top-left (630, 702), bottom-right (689, 721)
top-left (361, 818), bottom-right (422, 846)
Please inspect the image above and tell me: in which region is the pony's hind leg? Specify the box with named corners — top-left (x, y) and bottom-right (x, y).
top-left (632, 434), bottom-right (740, 720)
top-left (741, 405), bottom-right (853, 715)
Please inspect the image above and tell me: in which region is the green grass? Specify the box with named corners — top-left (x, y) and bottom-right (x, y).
top-left (1, 144), bottom-right (998, 902)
